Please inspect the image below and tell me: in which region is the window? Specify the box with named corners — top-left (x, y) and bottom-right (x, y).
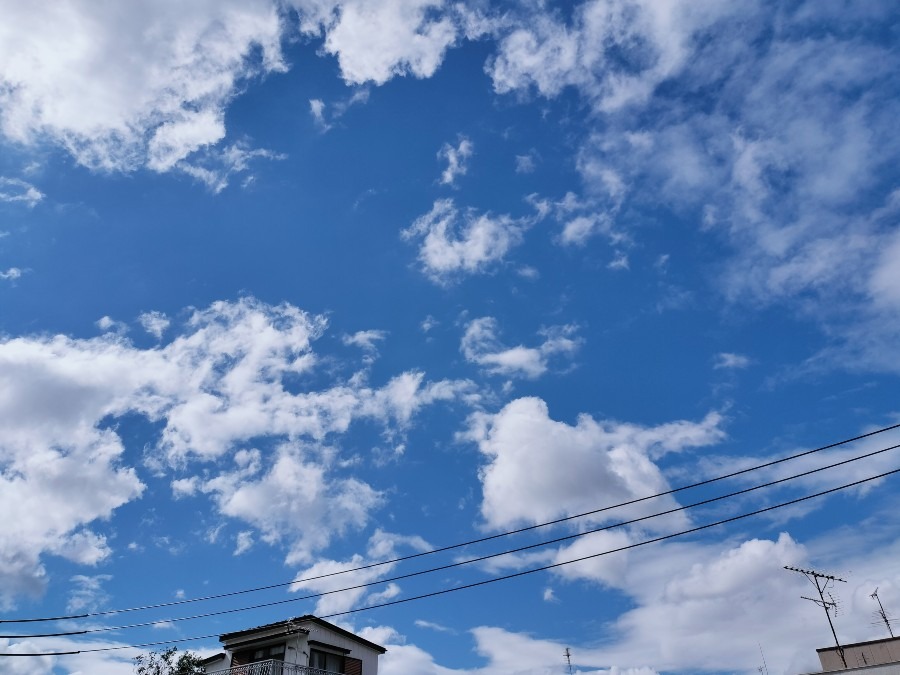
top-left (309, 648), bottom-right (344, 673)
top-left (233, 643), bottom-right (286, 665)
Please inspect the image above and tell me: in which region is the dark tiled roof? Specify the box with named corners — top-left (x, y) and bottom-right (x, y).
top-left (219, 615), bottom-right (386, 654)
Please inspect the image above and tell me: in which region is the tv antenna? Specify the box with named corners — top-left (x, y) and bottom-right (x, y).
top-left (871, 588), bottom-right (894, 638)
top-left (758, 642), bottom-right (770, 675)
top-left (785, 566), bottom-right (847, 668)
top-left (564, 648), bottom-right (574, 675)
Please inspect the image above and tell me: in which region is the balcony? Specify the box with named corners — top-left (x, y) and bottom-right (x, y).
top-left (219, 660), bottom-right (342, 675)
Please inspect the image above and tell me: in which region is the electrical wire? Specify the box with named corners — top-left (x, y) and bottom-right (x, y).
top-left (3, 421), bottom-right (897, 627)
top-left (6, 441), bottom-right (899, 640)
top-left (4, 465), bottom-right (898, 657)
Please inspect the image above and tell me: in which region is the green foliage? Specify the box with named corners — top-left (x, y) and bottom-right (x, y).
top-left (134, 647), bottom-right (205, 675)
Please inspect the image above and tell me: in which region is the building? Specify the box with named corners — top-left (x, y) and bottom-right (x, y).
top-left (801, 636), bottom-right (900, 675)
top-left (201, 615), bottom-right (386, 675)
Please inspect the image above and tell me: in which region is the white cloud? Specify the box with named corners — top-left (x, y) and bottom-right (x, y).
top-left (0, 634), bottom-right (194, 675)
top-left (344, 329), bottom-right (388, 352)
top-left (138, 311), bottom-right (170, 340)
top-left (368, 582), bottom-right (401, 604)
top-left (869, 223), bottom-right (900, 310)
top-left (0, 297), bottom-right (472, 604)
top-left (0, 0), bottom-right (286, 180)
top-left (517, 266), bottom-right (539, 280)
top-left (465, 397), bottom-right (725, 532)
top-left (290, 529), bottom-right (428, 615)
top-left (205, 443), bottom-right (382, 565)
top-left (0, 267), bottom-right (22, 281)
top-left (487, 0), bottom-right (734, 112)
top-left (608, 252), bottom-right (629, 271)
top-left (309, 88), bottom-right (371, 133)
top-left (363, 532), bottom-right (845, 674)
top-left (171, 476), bottom-right (199, 498)
top-left (515, 153), bottom-right (537, 174)
top-left (421, 315), bottom-right (439, 333)
top-left (460, 317), bottom-right (580, 379)
top-left (177, 143), bottom-right (285, 193)
top-left (438, 137), bottom-right (474, 186)
top-left (310, 99), bottom-right (331, 132)
top-left (554, 189), bottom-right (627, 248)
top-left (66, 574), bottom-right (112, 613)
top-left (0, 177), bottom-right (43, 207)
top-left (292, 0), bottom-right (461, 86)
top-left (403, 199), bottom-right (534, 283)
top-left (234, 530), bottom-right (254, 555)
top-left (415, 619), bottom-right (455, 633)
top-left (714, 352), bottom-right (751, 370)
top-left (540, 4), bottom-right (900, 372)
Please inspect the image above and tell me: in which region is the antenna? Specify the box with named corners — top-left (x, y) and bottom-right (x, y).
top-left (785, 566), bottom-right (847, 668)
top-left (758, 642), bottom-right (770, 675)
top-left (564, 647), bottom-right (574, 675)
top-left (871, 588), bottom-right (894, 638)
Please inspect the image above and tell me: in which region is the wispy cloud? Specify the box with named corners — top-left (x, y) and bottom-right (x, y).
top-left (714, 352), bottom-right (751, 370)
top-left (0, 177), bottom-right (43, 207)
top-left (461, 317), bottom-right (581, 379)
top-left (438, 136), bottom-right (473, 186)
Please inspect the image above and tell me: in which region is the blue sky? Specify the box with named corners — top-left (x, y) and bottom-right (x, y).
top-left (1, 2), bottom-right (900, 674)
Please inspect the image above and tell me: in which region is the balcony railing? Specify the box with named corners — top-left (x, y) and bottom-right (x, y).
top-left (219, 660), bottom-right (342, 675)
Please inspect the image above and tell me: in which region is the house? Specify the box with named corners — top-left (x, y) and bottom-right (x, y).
top-left (201, 615), bottom-right (386, 675)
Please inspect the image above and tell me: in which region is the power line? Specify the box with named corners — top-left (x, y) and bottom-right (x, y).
top-left (5, 465), bottom-right (897, 657)
top-left (3, 421), bottom-right (897, 627)
top-left (6, 441), bottom-right (898, 640)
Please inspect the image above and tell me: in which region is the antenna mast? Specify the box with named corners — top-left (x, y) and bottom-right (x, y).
top-left (871, 588), bottom-right (894, 638)
top-left (785, 566), bottom-right (847, 668)
top-left (758, 642), bottom-right (770, 675)
top-left (564, 648), bottom-right (574, 675)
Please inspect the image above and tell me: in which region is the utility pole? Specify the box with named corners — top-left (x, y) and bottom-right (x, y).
top-left (785, 566), bottom-right (847, 668)
top-left (871, 588), bottom-right (894, 638)
top-left (564, 648), bottom-right (574, 675)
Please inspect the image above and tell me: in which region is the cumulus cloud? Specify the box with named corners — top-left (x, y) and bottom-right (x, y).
top-left (0, 297), bottom-right (471, 604)
top-left (487, 0), bottom-right (734, 111)
top-left (0, 0), bottom-right (286, 183)
top-left (205, 443), bottom-right (382, 564)
top-left (403, 199), bottom-right (536, 283)
top-left (465, 397), bottom-right (725, 531)
top-left (0, 177), bottom-right (43, 207)
top-left (438, 137), bottom-right (473, 186)
top-left (460, 317), bottom-right (580, 379)
top-left (0, 412), bottom-right (143, 609)
top-left (292, 0), bottom-right (462, 86)
top-left (365, 532), bottom-right (844, 674)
